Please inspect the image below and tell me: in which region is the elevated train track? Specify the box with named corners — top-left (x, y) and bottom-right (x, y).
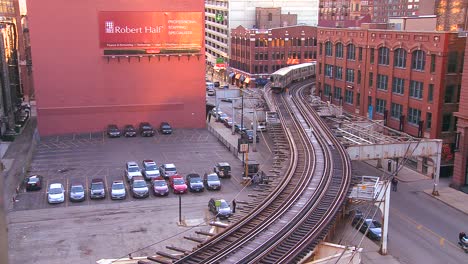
top-left (170, 81), bottom-right (351, 263)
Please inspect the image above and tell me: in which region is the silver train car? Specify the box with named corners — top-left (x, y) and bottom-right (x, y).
top-left (269, 62), bottom-right (316, 93)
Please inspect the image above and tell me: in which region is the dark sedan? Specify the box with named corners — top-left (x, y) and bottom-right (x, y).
top-left (123, 124), bottom-right (137, 137)
top-left (352, 216), bottom-right (382, 241)
top-left (139, 122), bottom-right (155, 137)
top-left (106, 124), bottom-right (121, 138)
top-left (160, 122), bottom-right (173, 134)
top-left (24, 175), bottom-right (43, 191)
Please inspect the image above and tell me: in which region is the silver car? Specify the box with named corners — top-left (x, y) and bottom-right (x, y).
top-left (111, 180), bottom-right (126, 200)
top-left (204, 173), bottom-right (221, 190)
top-left (69, 183), bottom-right (85, 202)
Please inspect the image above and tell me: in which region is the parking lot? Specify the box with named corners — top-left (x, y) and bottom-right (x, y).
top-left (13, 129), bottom-right (248, 211)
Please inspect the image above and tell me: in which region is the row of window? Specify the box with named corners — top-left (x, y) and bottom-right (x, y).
top-left (253, 38), bottom-right (317, 47)
top-left (321, 42), bottom-right (461, 73)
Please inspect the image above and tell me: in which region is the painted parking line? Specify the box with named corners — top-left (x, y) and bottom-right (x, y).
top-left (391, 207), bottom-right (459, 249)
top-left (65, 177), bottom-right (69, 207)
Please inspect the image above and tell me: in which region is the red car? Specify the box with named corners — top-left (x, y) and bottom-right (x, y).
top-left (169, 174), bottom-right (187, 194)
top-left (24, 175), bottom-right (43, 191)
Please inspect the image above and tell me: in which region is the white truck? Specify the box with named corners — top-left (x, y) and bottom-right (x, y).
top-left (251, 111), bottom-right (267, 132)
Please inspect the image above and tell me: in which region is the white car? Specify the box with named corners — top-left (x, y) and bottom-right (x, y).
top-left (111, 180), bottom-right (126, 200)
top-left (142, 160), bottom-right (160, 180)
top-left (47, 183), bottom-right (65, 204)
top-left (160, 163), bottom-right (177, 178)
top-left (125, 161), bottom-right (142, 182)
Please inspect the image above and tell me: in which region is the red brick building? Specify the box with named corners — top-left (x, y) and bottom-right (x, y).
top-left (27, 0), bottom-right (206, 135)
top-left (316, 27), bottom-right (465, 176)
top-left (453, 39), bottom-right (468, 191)
top-left (229, 25), bottom-right (317, 87)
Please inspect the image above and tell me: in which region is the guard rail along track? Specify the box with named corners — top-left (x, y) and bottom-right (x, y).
top-left (173, 82), bottom-right (352, 263)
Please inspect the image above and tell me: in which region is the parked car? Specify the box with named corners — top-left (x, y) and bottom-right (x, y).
top-left (123, 124), bottom-right (137, 137)
top-left (125, 161), bottom-right (143, 182)
top-left (160, 163), bottom-right (177, 178)
top-left (214, 162), bottom-right (231, 178)
top-left (142, 160), bottom-right (161, 180)
top-left (139, 122), bottom-right (155, 137)
top-left (208, 198), bottom-right (232, 219)
top-left (214, 81), bottom-right (220, 87)
top-left (130, 176), bottom-right (149, 198)
top-left (207, 88), bottom-right (216, 96)
top-left (204, 173), bottom-right (221, 190)
top-left (223, 117), bottom-right (233, 128)
top-left (111, 180), bottom-right (126, 200)
top-left (352, 216), bottom-right (382, 241)
top-left (217, 113), bottom-right (228, 122)
top-left (211, 108), bottom-right (223, 118)
top-left (160, 122), bottom-right (173, 134)
top-left (90, 178), bottom-right (106, 199)
top-left (221, 84), bottom-right (229, 89)
top-left (234, 123), bottom-right (248, 133)
top-left (69, 183), bottom-right (86, 202)
top-left (24, 175), bottom-right (43, 191)
top-left (47, 183), bottom-right (65, 204)
top-left (169, 175), bottom-right (187, 194)
top-left (242, 129), bottom-right (260, 143)
top-left (106, 124), bottom-right (121, 138)
top-left (186, 173), bottom-right (204, 192)
top-left (151, 177), bottom-right (169, 196)
top-left (220, 97), bottom-right (233, 103)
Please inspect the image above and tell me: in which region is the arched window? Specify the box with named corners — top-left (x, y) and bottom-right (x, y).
top-left (394, 48), bottom-right (407, 68)
top-left (412, 50), bottom-right (426, 71)
top-left (268, 13), bottom-right (273, 21)
top-left (378, 47), bottom-right (390, 65)
top-left (325, 41), bottom-right (333, 56)
top-left (336, 43), bottom-right (344, 58)
top-left (347, 44), bottom-right (356, 60)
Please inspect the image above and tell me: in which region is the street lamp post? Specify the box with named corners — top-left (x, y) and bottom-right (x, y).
top-left (240, 89), bottom-right (245, 167)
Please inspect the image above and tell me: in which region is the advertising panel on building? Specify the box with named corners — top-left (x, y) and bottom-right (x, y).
top-left (99, 12), bottom-right (203, 55)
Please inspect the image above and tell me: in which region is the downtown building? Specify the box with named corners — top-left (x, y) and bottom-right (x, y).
top-left (27, 0), bottom-right (206, 135)
top-left (229, 25), bottom-right (318, 87)
top-left (316, 26), bottom-right (466, 177)
top-left (204, 0), bottom-right (319, 80)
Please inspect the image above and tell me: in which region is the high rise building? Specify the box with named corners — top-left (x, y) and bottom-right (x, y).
top-left (205, 0), bottom-right (319, 80)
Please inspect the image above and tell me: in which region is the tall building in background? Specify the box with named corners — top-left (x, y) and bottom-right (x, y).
top-left (318, 0), bottom-right (372, 28)
top-left (435, 0), bottom-right (468, 31)
top-left (205, 0), bottom-right (319, 81)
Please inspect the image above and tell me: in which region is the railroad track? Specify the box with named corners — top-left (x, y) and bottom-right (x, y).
top-left (167, 82), bottom-right (351, 264)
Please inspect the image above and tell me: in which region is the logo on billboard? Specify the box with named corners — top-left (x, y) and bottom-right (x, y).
top-left (105, 21), bottom-right (114, 33)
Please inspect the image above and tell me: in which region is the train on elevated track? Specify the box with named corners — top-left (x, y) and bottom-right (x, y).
top-left (269, 62), bottom-right (316, 93)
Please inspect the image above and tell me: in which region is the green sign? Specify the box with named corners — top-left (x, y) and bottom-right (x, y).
top-left (215, 200), bottom-right (221, 207)
top-left (216, 57), bottom-right (224, 63)
top-left (215, 13), bottom-right (224, 22)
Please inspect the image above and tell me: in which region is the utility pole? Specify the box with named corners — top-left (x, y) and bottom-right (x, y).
top-left (0, 162), bottom-right (9, 264)
top-left (241, 89), bottom-right (244, 167)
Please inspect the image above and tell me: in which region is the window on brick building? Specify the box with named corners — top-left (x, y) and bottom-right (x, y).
top-left (345, 90), bottom-right (354, 104)
top-left (334, 87), bottom-right (342, 100)
top-left (319, 43), bottom-right (323, 55)
top-left (428, 84), bottom-right (434, 102)
top-left (370, 48), bottom-right (375, 64)
top-left (336, 43), bottom-right (344, 58)
top-left (412, 50), bottom-right (426, 71)
top-left (325, 64), bottom-right (334, 77)
top-left (268, 13), bottom-right (273, 21)
top-left (445, 85), bottom-right (454, 103)
top-left (358, 47), bottom-right (363, 61)
top-left (394, 48), bottom-right (407, 68)
top-left (408, 108), bottom-right (421, 125)
top-left (357, 70), bottom-right (361, 84)
top-left (442, 114), bottom-right (452, 131)
top-left (377, 74), bottom-right (388, 90)
top-left (426, 113), bottom-right (432, 131)
top-left (325, 42), bottom-right (332, 56)
top-left (391, 103), bottom-right (403, 119)
top-left (409, 80), bottom-right (423, 99)
top-left (347, 44), bottom-right (356, 60)
top-left (376, 98), bottom-right (386, 114)
top-left (346, 69), bottom-right (355, 83)
top-left (392, 77), bottom-right (405, 94)
top-left (324, 84), bottom-right (331, 96)
top-left (319, 63), bottom-right (322, 74)
top-left (335, 66), bottom-right (343, 80)
top-left (447, 52), bottom-right (457, 73)
top-left (369, 72), bottom-right (373, 87)
top-left (457, 84), bottom-right (461, 102)
top-left (430, 54), bottom-right (436, 73)
top-left (378, 47), bottom-right (390, 65)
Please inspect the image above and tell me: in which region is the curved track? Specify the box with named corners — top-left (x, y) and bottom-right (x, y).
top-left (174, 82), bottom-right (351, 263)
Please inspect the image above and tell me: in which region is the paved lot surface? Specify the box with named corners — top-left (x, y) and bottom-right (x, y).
top-left (8, 128), bottom-right (258, 264)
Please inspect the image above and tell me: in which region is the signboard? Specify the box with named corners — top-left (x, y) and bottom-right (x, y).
top-left (99, 11), bottom-right (203, 55)
top-left (215, 13), bottom-right (224, 22)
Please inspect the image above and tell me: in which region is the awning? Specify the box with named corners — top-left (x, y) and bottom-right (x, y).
top-left (244, 77), bottom-right (250, 84)
top-left (235, 74), bottom-right (241, 80)
top-left (240, 75), bottom-right (246, 82)
top-left (229, 72), bottom-right (235, 78)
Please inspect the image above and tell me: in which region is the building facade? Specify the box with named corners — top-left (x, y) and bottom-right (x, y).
top-left (229, 25), bottom-right (317, 87)
top-left (318, 0), bottom-right (372, 28)
top-left (27, 0), bottom-right (206, 135)
top-left (205, 0), bottom-right (319, 81)
top-left (316, 27), bottom-right (465, 176)
top-left (453, 38), bottom-right (468, 191)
